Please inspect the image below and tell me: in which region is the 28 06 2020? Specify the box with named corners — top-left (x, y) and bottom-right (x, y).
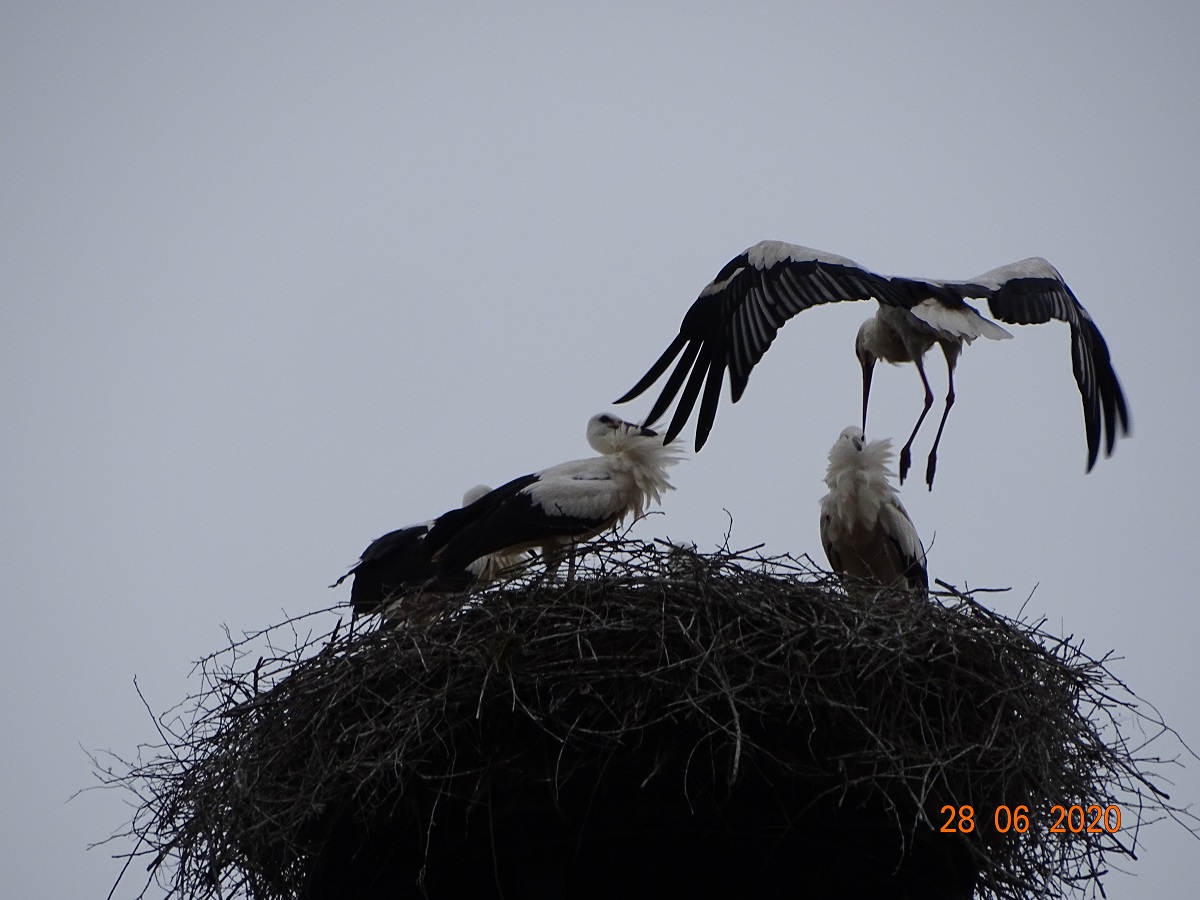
top-left (939, 804), bottom-right (1122, 834)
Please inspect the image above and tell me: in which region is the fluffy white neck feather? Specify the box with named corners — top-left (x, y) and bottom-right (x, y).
top-left (823, 429), bottom-right (899, 530)
top-left (606, 436), bottom-right (685, 519)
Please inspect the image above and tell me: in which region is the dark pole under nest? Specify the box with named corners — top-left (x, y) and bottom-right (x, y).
top-left (301, 715), bottom-right (978, 900)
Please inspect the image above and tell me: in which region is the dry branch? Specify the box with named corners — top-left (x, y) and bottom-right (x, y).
top-left (96, 538), bottom-right (1195, 899)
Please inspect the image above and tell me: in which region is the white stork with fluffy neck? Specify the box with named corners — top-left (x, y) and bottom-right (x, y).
top-left (819, 426), bottom-right (928, 596)
top-left (423, 413), bottom-right (683, 578)
top-left (617, 240), bottom-right (1129, 488)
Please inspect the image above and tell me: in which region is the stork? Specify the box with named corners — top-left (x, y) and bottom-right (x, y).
top-left (332, 485), bottom-right (525, 618)
top-left (423, 413), bottom-right (683, 579)
top-left (819, 426), bottom-right (928, 595)
top-left (617, 240), bottom-right (1130, 487)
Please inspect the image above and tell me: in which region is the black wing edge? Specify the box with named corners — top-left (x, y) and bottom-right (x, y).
top-left (435, 492), bottom-right (606, 574)
top-left (615, 329), bottom-right (730, 451)
top-left (329, 525), bottom-right (427, 588)
top-left (614, 332), bottom-right (689, 408)
top-left (982, 273), bottom-right (1131, 471)
top-left (1072, 319), bottom-right (1131, 471)
top-left (892, 534), bottom-right (929, 595)
top-left (422, 474), bottom-right (538, 560)
top-left (615, 248), bottom-right (902, 452)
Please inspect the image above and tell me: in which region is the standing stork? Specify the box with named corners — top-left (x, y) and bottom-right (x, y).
top-left (819, 426), bottom-right (928, 595)
top-left (423, 413), bottom-right (683, 579)
top-left (332, 485), bottom-right (526, 618)
top-left (617, 240), bottom-right (1129, 487)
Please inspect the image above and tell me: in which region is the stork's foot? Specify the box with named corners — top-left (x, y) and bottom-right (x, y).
top-left (925, 452), bottom-right (938, 490)
top-left (898, 446), bottom-right (912, 484)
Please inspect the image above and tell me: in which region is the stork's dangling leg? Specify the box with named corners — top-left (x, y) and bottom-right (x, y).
top-left (539, 539), bottom-right (582, 583)
top-left (899, 358), bottom-right (936, 484)
top-left (565, 542), bottom-right (579, 585)
top-left (543, 543), bottom-right (566, 580)
top-left (924, 342), bottom-right (961, 489)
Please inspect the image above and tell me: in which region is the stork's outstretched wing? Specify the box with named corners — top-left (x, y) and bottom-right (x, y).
top-left (617, 241), bottom-right (903, 450)
top-left (949, 257), bottom-right (1130, 470)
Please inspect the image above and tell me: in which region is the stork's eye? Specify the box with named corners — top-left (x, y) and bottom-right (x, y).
top-left (599, 415), bottom-right (614, 425)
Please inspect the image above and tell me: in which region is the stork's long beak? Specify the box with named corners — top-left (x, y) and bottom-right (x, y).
top-left (860, 354), bottom-right (876, 435)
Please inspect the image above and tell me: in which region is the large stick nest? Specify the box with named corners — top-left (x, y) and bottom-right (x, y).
top-left (98, 538), bottom-right (1192, 899)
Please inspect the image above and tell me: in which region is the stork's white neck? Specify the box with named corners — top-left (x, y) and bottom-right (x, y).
top-left (605, 438), bottom-right (684, 519)
top-left (823, 437), bottom-right (899, 530)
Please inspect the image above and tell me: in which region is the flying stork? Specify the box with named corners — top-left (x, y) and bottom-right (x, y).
top-left (423, 413), bottom-right (683, 579)
top-left (616, 240), bottom-right (1130, 487)
top-left (332, 485), bottom-right (525, 618)
top-left (819, 426), bottom-right (928, 595)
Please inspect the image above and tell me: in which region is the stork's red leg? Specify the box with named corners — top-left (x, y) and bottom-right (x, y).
top-left (899, 358), bottom-right (935, 484)
top-left (925, 343), bottom-right (961, 489)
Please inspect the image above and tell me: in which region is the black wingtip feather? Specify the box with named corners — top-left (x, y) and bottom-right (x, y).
top-left (730, 370), bottom-right (750, 404)
top-left (614, 332), bottom-right (690, 406)
top-left (1075, 319), bottom-right (1130, 471)
top-left (644, 339), bottom-right (703, 430)
top-left (693, 349), bottom-right (727, 452)
top-left (665, 342), bottom-right (712, 446)
top-left (886, 534), bottom-right (929, 594)
top-left (423, 477), bottom-right (533, 559)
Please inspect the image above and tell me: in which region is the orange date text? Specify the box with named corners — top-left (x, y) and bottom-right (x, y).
top-left (938, 804), bottom-right (1122, 834)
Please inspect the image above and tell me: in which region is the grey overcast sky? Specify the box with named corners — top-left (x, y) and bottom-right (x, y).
top-left (3, 2), bottom-right (1199, 897)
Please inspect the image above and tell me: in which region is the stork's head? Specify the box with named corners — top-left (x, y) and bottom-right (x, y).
top-left (461, 484), bottom-right (493, 507)
top-left (854, 319), bottom-right (878, 367)
top-left (586, 413), bottom-right (658, 454)
top-left (836, 426), bottom-right (865, 454)
top-left (825, 425), bottom-right (896, 488)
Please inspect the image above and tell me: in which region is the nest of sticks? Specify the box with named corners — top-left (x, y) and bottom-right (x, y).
top-left (99, 538), bottom-right (1191, 900)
